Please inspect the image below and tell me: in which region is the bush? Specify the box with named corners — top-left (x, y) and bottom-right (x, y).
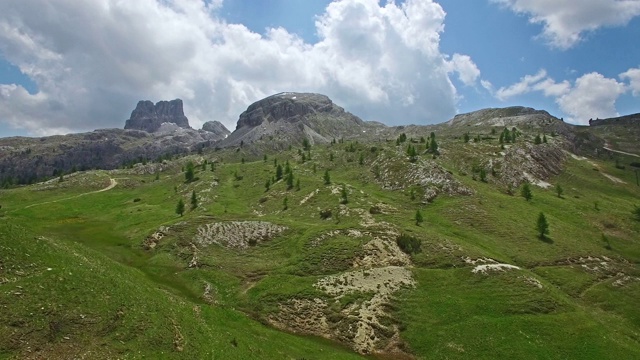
top-left (320, 209), bottom-right (332, 220)
top-left (369, 205), bottom-right (382, 214)
top-left (396, 234), bottom-right (422, 254)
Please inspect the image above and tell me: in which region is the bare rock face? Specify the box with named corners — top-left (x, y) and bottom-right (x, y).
top-left (221, 92), bottom-right (374, 149)
top-left (124, 99), bottom-right (191, 133)
top-left (236, 93), bottom-right (363, 129)
top-left (201, 121), bottom-right (230, 137)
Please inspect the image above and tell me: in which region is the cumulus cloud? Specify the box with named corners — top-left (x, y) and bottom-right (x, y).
top-left (492, 0), bottom-right (640, 49)
top-left (495, 69), bottom-right (629, 124)
top-left (620, 67), bottom-right (640, 96)
top-left (446, 54), bottom-right (481, 87)
top-left (0, 0), bottom-right (478, 136)
top-left (495, 69), bottom-right (570, 100)
top-left (557, 72), bottom-right (626, 123)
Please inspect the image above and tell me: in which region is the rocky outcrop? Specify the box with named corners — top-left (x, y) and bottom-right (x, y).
top-left (202, 121), bottom-right (230, 137)
top-left (220, 92), bottom-right (380, 149)
top-left (589, 113), bottom-right (640, 127)
top-left (124, 99), bottom-right (191, 133)
top-left (235, 93), bottom-right (363, 129)
top-left (0, 128), bottom-right (223, 185)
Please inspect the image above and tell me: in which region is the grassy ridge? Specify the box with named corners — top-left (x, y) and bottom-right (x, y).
top-left (1, 133), bottom-right (639, 358)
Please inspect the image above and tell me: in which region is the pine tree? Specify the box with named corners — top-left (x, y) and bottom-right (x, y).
top-left (340, 184), bottom-right (348, 204)
top-left (185, 161), bottom-right (195, 183)
top-left (534, 134), bottom-right (542, 144)
top-left (415, 209), bottom-right (424, 226)
top-left (537, 212), bottom-right (549, 239)
top-left (176, 199), bottom-right (185, 217)
top-left (265, 178), bottom-right (270, 192)
top-left (323, 170), bottom-right (331, 185)
top-left (359, 153), bottom-right (364, 165)
top-left (190, 190), bottom-right (198, 210)
top-left (286, 173), bottom-right (294, 190)
top-left (555, 184), bottom-right (564, 198)
top-left (429, 138), bottom-right (439, 154)
top-left (283, 197), bottom-right (288, 210)
top-left (543, 134), bottom-right (548, 143)
top-left (463, 133), bottom-right (470, 143)
top-left (479, 168), bottom-right (487, 182)
top-left (295, 178), bottom-right (300, 191)
top-left (521, 182), bottom-right (533, 202)
top-left (329, 153), bottom-right (334, 161)
top-left (276, 164), bottom-right (283, 180)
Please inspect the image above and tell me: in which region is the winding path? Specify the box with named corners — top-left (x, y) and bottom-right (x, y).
top-left (603, 147), bottom-right (640, 158)
top-left (24, 178), bottom-right (118, 209)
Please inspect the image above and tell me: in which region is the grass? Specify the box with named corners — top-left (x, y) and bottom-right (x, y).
top-left (1, 133), bottom-right (639, 359)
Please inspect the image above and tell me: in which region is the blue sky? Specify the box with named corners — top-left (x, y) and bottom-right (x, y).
top-left (0, 0), bottom-right (639, 136)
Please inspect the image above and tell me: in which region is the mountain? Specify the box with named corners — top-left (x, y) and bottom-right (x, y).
top-left (0, 101), bottom-right (230, 186)
top-left (202, 121), bottom-right (231, 137)
top-left (124, 99), bottom-right (191, 133)
top-left (219, 92), bottom-right (385, 150)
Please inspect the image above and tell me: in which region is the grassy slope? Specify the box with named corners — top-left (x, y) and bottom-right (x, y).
top-left (0, 133), bottom-right (639, 359)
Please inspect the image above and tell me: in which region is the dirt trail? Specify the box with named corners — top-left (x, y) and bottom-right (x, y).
top-left (603, 146), bottom-right (640, 158)
top-left (24, 178), bottom-right (118, 209)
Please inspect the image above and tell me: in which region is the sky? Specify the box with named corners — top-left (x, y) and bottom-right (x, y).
top-left (0, 0), bottom-right (639, 137)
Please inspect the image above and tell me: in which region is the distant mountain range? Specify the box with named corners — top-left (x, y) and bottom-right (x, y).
top-left (0, 93), bottom-right (638, 186)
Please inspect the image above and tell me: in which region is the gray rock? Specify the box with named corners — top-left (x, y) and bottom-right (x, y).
top-left (124, 99), bottom-right (191, 133)
top-left (202, 121), bottom-right (230, 137)
top-left (220, 92), bottom-right (373, 149)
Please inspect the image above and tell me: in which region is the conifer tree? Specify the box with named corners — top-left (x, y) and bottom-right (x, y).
top-left (190, 190), bottom-right (198, 210)
top-left (535, 134), bottom-right (542, 144)
top-left (176, 199), bottom-right (185, 216)
top-left (185, 161), bottom-right (195, 183)
top-left (323, 170), bottom-right (331, 185)
top-left (286, 173), bottom-right (294, 190)
top-left (340, 184), bottom-right (348, 204)
top-left (521, 182), bottom-right (533, 201)
top-left (537, 212), bottom-right (549, 239)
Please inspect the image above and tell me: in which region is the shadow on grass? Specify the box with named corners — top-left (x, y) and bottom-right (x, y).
top-left (539, 235), bottom-right (554, 244)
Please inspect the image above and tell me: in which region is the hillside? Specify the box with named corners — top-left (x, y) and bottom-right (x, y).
top-left (1, 100), bottom-right (639, 359)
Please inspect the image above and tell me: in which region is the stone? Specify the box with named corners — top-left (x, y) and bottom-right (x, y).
top-left (124, 99), bottom-right (191, 133)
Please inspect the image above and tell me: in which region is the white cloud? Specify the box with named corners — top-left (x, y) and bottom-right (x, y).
top-left (557, 72), bottom-right (626, 124)
top-left (0, 0), bottom-right (478, 136)
top-left (495, 69), bottom-right (549, 100)
top-left (494, 69), bottom-right (629, 124)
top-left (447, 53), bottom-right (481, 86)
top-left (492, 0), bottom-right (640, 49)
top-left (620, 67), bottom-right (640, 96)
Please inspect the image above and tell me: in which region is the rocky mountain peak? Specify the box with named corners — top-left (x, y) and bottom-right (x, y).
top-left (235, 92), bottom-right (363, 130)
top-left (220, 92), bottom-right (370, 149)
top-left (202, 121), bottom-right (230, 137)
top-left (124, 99), bottom-right (191, 133)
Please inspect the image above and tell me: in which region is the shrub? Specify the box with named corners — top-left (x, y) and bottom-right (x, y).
top-left (396, 234), bottom-right (421, 254)
top-left (320, 209), bottom-right (332, 219)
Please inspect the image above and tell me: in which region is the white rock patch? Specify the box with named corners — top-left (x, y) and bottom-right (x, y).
top-left (472, 263), bottom-right (521, 274)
